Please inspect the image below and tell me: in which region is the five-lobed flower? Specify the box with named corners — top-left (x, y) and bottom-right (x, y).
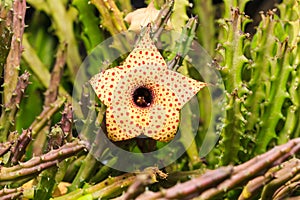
top-left (90, 29), bottom-right (206, 142)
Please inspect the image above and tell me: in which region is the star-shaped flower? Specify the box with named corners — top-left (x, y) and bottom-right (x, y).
top-left (90, 28), bottom-right (206, 142)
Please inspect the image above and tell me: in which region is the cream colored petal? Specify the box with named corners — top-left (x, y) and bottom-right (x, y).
top-left (89, 67), bottom-right (124, 106)
top-left (159, 70), bottom-right (207, 108)
top-left (124, 2), bottom-right (160, 32)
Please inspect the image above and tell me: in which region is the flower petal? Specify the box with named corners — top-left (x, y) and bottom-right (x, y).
top-left (90, 67), bottom-right (124, 106)
top-left (105, 104), bottom-right (141, 141)
top-left (122, 30), bottom-right (167, 70)
top-left (159, 69), bottom-right (207, 108)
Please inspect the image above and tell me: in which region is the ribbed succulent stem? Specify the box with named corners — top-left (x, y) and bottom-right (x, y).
top-left (218, 8), bottom-right (249, 165)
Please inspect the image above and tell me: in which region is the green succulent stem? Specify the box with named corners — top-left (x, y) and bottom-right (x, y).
top-left (218, 8), bottom-right (249, 165)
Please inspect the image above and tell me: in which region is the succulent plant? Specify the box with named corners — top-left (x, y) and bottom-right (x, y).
top-left (0, 0), bottom-right (299, 199)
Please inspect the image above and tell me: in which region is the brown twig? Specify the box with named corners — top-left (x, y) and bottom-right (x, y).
top-left (197, 138), bottom-right (300, 199)
top-left (3, 0), bottom-right (26, 105)
top-left (273, 181), bottom-right (300, 200)
top-left (0, 141), bottom-right (13, 157)
top-left (238, 159), bottom-right (300, 200)
top-left (133, 138), bottom-right (300, 200)
top-left (0, 140), bottom-right (85, 184)
top-left (44, 43), bottom-right (67, 107)
top-left (9, 129), bottom-right (32, 165)
top-left (60, 103), bottom-right (73, 141)
top-left (261, 158), bottom-right (300, 200)
top-left (119, 168), bottom-right (166, 200)
top-left (0, 71), bottom-right (30, 142)
top-left (136, 166), bottom-right (233, 200)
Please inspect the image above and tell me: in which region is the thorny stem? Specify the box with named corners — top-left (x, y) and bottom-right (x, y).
top-left (0, 71), bottom-right (30, 142)
top-left (9, 129), bottom-right (32, 165)
top-left (117, 168), bottom-right (162, 200)
top-left (44, 43), bottom-right (67, 107)
top-left (130, 138), bottom-right (300, 200)
top-left (260, 159), bottom-right (300, 200)
top-left (3, 0), bottom-right (26, 105)
top-left (197, 138), bottom-right (300, 199)
top-left (136, 166), bottom-right (233, 199)
top-left (0, 0), bottom-right (13, 76)
top-left (0, 140), bottom-right (85, 183)
top-left (90, 0), bottom-right (129, 53)
top-left (152, 0), bottom-right (174, 41)
top-left (53, 168), bottom-right (165, 200)
top-left (60, 103), bottom-right (73, 141)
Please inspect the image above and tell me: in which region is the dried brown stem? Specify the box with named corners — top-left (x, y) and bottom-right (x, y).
top-left (273, 181), bottom-right (300, 200)
top-left (238, 164), bottom-right (282, 200)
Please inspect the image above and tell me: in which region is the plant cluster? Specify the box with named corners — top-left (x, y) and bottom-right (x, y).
top-left (0, 0), bottom-right (299, 199)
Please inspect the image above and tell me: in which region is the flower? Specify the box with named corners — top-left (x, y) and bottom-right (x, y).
top-left (124, 2), bottom-right (172, 33)
top-left (90, 28), bottom-right (206, 142)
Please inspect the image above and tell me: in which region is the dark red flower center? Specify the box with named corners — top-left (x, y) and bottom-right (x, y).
top-left (133, 87), bottom-right (153, 108)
